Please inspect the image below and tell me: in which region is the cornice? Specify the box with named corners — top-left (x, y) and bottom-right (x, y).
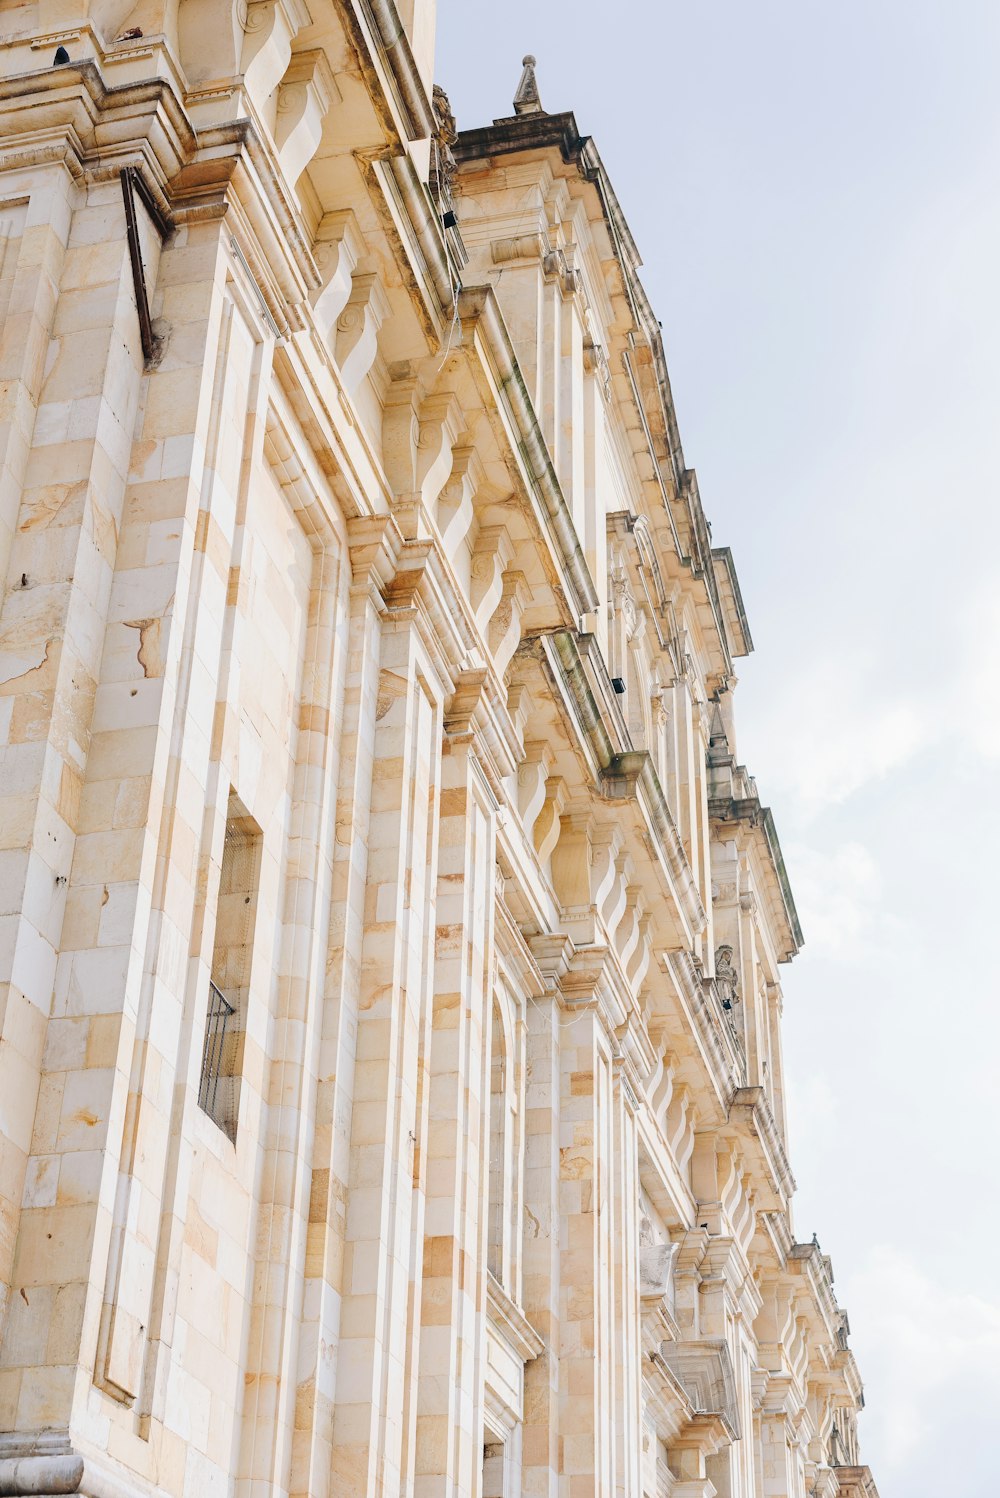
top-left (537, 630), bottom-right (706, 942)
top-left (788, 1241), bottom-right (848, 1360)
top-left (453, 115), bottom-right (749, 689)
top-left (0, 60), bottom-right (194, 187)
top-left (712, 546), bottom-right (753, 656)
top-left (457, 284), bottom-right (599, 621)
top-left (709, 790), bottom-right (803, 960)
top-left (493, 898), bottom-right (547, 1002)
top-left (368, 148), bottom-right (455, 340)
top-left (339, 0), bottom-right (436, 145)
top-left (727, 1085), bottom-right (797, 1209)
top-left (833, 1466), bottom-right (881, 1498)
top-left (485, 1273), bottom-right (544, 1364)
top-left (664, 949), bottom-right (743, 1115)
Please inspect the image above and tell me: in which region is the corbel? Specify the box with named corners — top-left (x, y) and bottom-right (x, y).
top-left (614, 885), bottom-right (644, 972)
top-left (600, 850), bottom-right (632, 943)
top-left (470, 525), bottom-right (514, 634)
top-left (505, 682), bottom-right (532, 753)
top-left (444, 666), bottom-right (489, 739)
top-left (414, 391), bottom-right (465, 512)
top-left (533, 776), bottom-right (567, 866)
top-left (382, 374), bottom-right (421, 497)
top-left (628, 912), bottom-right (653, 993)
top-left (517, 740), bottom-right (552, 836)
top-left (436, 443), bottom-right (484, 555)
top-left (590, 824), bottom-right (624, 916)
top-left (667, 1086), bottom-right (695, 1174)
top-left (345, 513), bottom-right (407, 603)
top-left (240, 0), bottom-right (310, 116)
top-left (336, 268), bottom-right (390, 393)
top-left (274, 48), bottom-right (336, 189)
top-left (311, 210), bottom-right (363, 346)
top-left (646, 1034), bottom-right (674, 1120)
top-left (487, 569), bottom-right (529, 679)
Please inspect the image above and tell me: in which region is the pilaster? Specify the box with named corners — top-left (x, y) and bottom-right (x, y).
top-left (328, 535), bottom-right (446, 1498)
top-left (412, 673), bottom-right (497, 1496)
top-left (557, 977), bottom-right (618, 1498)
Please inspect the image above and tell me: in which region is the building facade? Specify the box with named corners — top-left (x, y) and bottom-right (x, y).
top-left (0, 4), bottom-right (879, 1496)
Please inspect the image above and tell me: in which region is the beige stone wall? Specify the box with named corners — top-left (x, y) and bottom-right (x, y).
top-left (0, 9), bottom-right (878, 1498)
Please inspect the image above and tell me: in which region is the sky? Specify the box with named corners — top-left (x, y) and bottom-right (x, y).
top-left (437, 4), bottom-right (1000, 1493)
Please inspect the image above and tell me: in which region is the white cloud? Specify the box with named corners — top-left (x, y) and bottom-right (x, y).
top-left (739, 653), bottom-right (934, 822)
top-left (845, 1245), bottom-right (1000, 1492)
top-left (956, 580), bottom-right (1000, 764)
top-left (782, 839), bottom-right (883, 959)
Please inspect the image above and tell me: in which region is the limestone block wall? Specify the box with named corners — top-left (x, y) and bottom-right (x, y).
top-left (0, 8), bottom-right (878, 1498)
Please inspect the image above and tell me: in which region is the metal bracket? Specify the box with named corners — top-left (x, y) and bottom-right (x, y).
top-left (120, 166), bottom-right (170, 364)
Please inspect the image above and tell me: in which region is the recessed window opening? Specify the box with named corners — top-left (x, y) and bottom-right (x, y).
top-left (482, 1437), bottom-right (506, 1498)
top-left (199, 794), bottom-right (262, 1141)
top-left (487, 999), bottom-right (507, 1285)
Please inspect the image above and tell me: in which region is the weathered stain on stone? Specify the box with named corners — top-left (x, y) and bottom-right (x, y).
top-left (123, 616), bottom-right (162, 677)
top-left (0, 636), bottom-right (54, 690)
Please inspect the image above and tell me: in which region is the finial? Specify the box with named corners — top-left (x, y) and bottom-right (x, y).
top-left (513, 53), bottom-right (544, 116)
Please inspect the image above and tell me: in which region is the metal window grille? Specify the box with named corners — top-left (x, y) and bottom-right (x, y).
top-left (199, 979), bottom-right (236, 1138)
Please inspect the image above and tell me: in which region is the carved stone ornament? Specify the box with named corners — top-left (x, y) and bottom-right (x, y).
top-left (714, 944), bottom-right (739, 1011)
top-left (610, 564), bottom-right (638, 640)
top-left (640, 1241), bottom-right (679, 1302)
top-left (431, 84), bottom-right (458, 201)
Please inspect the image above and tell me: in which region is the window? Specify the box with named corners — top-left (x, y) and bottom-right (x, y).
top-left (198, 794), bottom-right (261, 1141)
top-left (487, 998), bottom-right (508, 1284)
top-left (482, 1437), bottom-right (506, 1498)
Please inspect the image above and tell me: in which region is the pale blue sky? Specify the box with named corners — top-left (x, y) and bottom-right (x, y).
top-left (437, 4), bottom-right (1000, 1493)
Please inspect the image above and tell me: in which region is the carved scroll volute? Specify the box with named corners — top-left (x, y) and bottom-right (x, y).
top-left (436, 444), bottom-right (482, 556)
top-left (615, 886), bottom-right (644, 973)
top-left (590, 825), bottom-right (624, 916)
top-left (667, 1086), bottom-right (694, 1174)
top-left (648, 1038), bottom-right (674, 1122)
top-left (517, 740), bottom-right (552, 837)
top-left (274, 49), bottom-right (336, 190)
top-left (488, 570), bottom-right (529, 680)
top-left (628, 912), bottom-right (653, 993)
top-left (506, 682), bottom-right (532, 756)
top-left (601, 851), bottom-right (632, 942)
top-left (470, 526), bottom-right (513, 635)
top-left (311, 212), bottom-right (362, 348)
top-left (413, 393), bottom-right (464, 509)
top-left (336, 270), bottom-right (390, 394)
top-left (240, 0), bottom-right (309, 116)
top-left (533, 776), bottom-right (567, 867)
